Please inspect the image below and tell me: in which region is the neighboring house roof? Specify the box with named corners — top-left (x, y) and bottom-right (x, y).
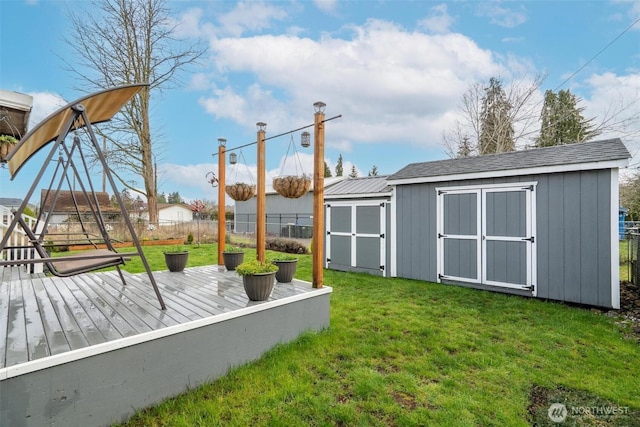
top-left (388, 138), bottom-right (631, 184)
top-left (157, 203), bottom-right (192, 212)
top-left (0, 197), bottom-right (23, 207)
top-left (325, 175), bottom-right (392, 199)
top-left (40, 190), bottom-right (119, 213)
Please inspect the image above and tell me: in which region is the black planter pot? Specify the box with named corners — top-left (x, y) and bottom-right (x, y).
top-left (164, 251), bottom-right (189, 272)
top-left (273, 259), bottom-right (298, 282)
top-left (242, 272), bottom-right (276, 301)
top-left (222, 251), bottom-right (244, 271)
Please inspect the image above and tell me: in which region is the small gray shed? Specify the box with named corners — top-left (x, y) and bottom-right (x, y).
top-left (324, 176), bottom-right (393, 276)
top-left (388, 138), bottom-right (630, 309)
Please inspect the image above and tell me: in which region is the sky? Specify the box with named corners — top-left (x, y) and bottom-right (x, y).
top-left (1, 0), bottom-right (639, 204)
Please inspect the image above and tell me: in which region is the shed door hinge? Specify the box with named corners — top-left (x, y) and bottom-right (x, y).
top-left (522, 236), bottom-right (535, 243)
top-left (380, 202), bottom-right (385, 208)
top-left (380, 233), bottom-right (385, 238)
top-left (380, 265), bottom-right (385, 271)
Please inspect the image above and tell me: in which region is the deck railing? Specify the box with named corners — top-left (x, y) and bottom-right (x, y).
top-left (0, 205), bottom-right (43, 274)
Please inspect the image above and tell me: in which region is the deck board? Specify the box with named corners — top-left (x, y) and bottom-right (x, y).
top-left (31, 276), bottom-right (75, 354)
top-left (21, 277), bottom-right (49, 361)
top-left (0, 264), bottom-right (326, 369)
top-left (0, 267), bottom-right (10, 368)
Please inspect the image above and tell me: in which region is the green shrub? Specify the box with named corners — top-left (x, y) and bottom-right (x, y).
top-left (265, 237), bottom-right (309, 254)
top-left (235, 259), bottom-right (278, 276)
top-left (223, 246), bottom-right (244, 253)
top-left (186, 233), bottom-right (194, 245)
top-left (270, 254), bottom-right (298, 262)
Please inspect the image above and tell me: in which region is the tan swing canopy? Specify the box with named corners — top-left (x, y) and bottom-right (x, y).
top-left (6, 84), bottom-right (145, 178)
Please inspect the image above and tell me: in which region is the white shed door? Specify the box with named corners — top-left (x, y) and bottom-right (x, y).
top-left (326, 202), bottom-right (386, 276)
top-left (437, 184), bottom-right (536, 292)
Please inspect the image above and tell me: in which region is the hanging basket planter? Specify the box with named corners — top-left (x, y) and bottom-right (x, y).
top-left (272, 175), bottom-right (311, 199)
top-left (0, 135), bottom-right (18, 163)
top-left (225, 183), bottom-right (256, 201)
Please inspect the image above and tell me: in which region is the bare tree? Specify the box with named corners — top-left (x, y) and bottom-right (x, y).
top-left (64, 0), bottom-right (206, 224)
top-left (443, 74), bottom-right (545, 158)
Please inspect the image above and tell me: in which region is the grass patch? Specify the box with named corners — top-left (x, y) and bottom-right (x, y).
top-left (100, 245), bottom-right (640, 426)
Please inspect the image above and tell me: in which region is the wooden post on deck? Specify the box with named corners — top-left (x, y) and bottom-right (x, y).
top-left (256, 122), bottom-right (267, 262)
top-left (217, 138), bottom-right (226, 265)
top-left (312, 102), bottom-right (326, 288)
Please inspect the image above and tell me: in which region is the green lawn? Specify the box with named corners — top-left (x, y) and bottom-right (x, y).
top-left (109, 243), bottom-right (639, 426)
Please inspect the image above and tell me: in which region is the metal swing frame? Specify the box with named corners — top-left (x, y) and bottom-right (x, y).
top-left (0, 84), bottom-right (166, 310)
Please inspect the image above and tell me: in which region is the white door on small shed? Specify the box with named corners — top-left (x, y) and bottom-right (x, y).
top-left (437, 183), bottom-right (536, 293)
top-left (326, 201), bottom-right (386, 276)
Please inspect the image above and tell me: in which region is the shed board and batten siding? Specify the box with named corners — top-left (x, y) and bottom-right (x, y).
top-left (389, 138), bottom-right (630, 309)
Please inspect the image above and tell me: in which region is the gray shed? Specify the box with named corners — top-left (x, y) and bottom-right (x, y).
top-left (324, 175), bottom-right (393, 276)
top-left (388, 138), bottom-right (630, 309)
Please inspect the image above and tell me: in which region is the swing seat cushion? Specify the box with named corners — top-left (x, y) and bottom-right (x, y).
top-left (49, 249), bottom-right (127, 276)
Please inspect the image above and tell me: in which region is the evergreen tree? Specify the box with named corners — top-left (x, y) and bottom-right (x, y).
top-left (457, 136), bottom-right (473, 158)
top-left (167, 191), bottom-right (183, 204)
top-left (479, 77), bottom-right (515, 155)
top-left (349, 165), bottom-right (358, 178)
top-left (324, 161), bottom-right (332, 177)
top-left (335, 154), bottom-right (344, 176)
top-left (536, 89), bottom-right (599, 147)
top-left (157, 193), bottom-right (167, 203)
top-left (368, 165), bottom-right (379, 176)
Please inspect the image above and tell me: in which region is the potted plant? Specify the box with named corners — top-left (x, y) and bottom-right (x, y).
top-left (0, 134), bottom-right (18, 163)
top-left (163, 246), bottom-right (189, 272)
top-left (271, 254), bottom-right (298, 282)
top-left (236, 259), bottom-right (278, 301)
top-left (222, 246), bottom-right (245, 271)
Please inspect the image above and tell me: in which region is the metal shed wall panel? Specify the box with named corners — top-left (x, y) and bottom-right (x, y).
top-left (234, 193), bottom-right (313, 234)
top-left (395, 169), bottom-right (614, 307)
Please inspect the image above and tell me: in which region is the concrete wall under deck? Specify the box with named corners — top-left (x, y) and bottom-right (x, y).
top-left (0, 290), bottom-right (331, 427)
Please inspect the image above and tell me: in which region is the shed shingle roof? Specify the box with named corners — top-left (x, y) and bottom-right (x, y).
top-left (389, 138), bottom-right (630, 182)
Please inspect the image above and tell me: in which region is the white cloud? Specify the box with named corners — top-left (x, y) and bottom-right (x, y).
top-left (476, 2), bottom-right (527, 28)
top-left (582, 71), bottom-right (640, 142)
top-left (199, 19), bottom-right (512, 149)
top-left (217, 1), bottom-right (289, 37)
top-left (418, 3), bottom-right (455, 34)
top-left (27, 91), bottom-right (67, 130)
top-left (314, 0), bottom-right (338, 13)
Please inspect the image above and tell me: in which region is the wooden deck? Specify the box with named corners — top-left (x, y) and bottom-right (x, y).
top-left (0, 265), bottom-right (331, 426)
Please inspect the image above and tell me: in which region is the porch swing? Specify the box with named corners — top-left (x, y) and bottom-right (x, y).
top-left (0, 84), bottom-right (166, 310)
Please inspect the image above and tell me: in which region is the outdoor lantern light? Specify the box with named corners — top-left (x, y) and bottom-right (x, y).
top-left (218, 137), bottom-right (226, 146)
top-left (229, 152), bottom-right (237, 164)
top-left (256, 122), bottom-right (267, 132)
top-left (301, 131), bottom-right (311, 148)
top-left (313, 101), bottom-right (326, 113)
